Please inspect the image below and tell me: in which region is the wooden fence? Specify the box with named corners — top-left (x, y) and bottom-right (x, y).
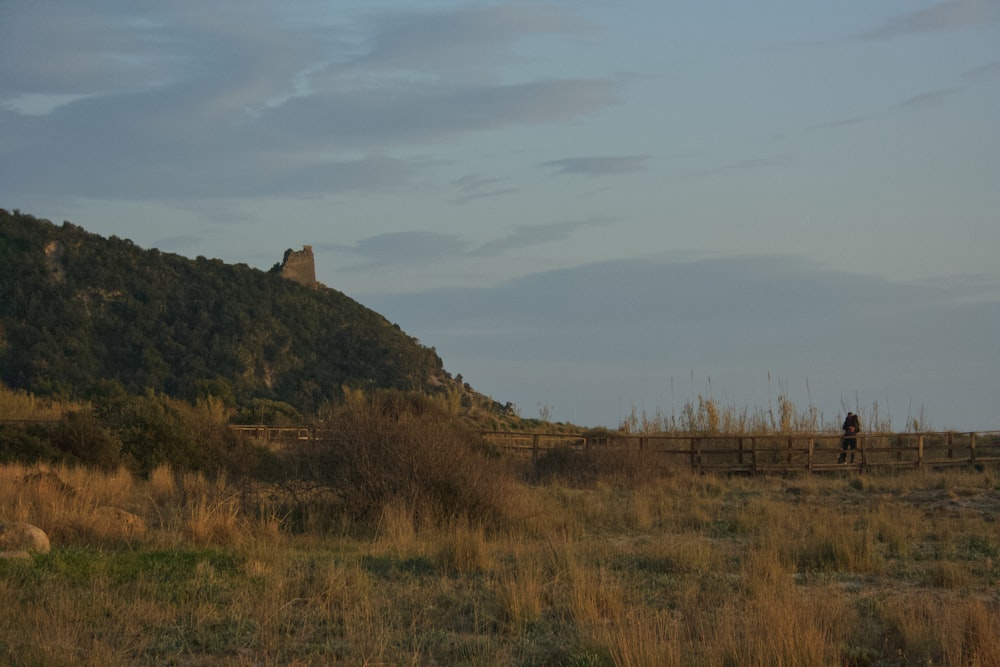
top-left (229, 426), bottom-right (1000, 474)
top-left (6, 420), bottom-right (996, 473)
top-left (229, 425), bottom-right (315, 444)
top-left (476, 430), bottom-right (1000, 474)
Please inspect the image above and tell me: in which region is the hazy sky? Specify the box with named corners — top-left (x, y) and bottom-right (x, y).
top-left (2, 1), bottom-right (998, 430)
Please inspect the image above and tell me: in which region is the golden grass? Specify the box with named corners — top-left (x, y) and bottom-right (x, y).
top-left (0, 383), bottom-right (83, 421)
top-left (1, 463), bottom-right (999, 665)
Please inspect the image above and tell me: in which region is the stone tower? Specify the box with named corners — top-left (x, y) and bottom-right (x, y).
top-left (279, 245), bottom-right (317, 288)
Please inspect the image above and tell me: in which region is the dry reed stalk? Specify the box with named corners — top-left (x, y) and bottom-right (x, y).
top-left (589, 607), bottom-right (683, 667)
top-left (373, 499), bottom-right (421, 558)
top-left (873, 592), bottom-right (1000, 665)
top-left (0, 384), bottom-right (81, 421)
top-left (435, 516), bottom-right (488, 574)
top-left (702, 584), bottom-right (851, 666)
top-left (148, 464), bottom-right (176, 504)
top-left (51, 464), bottom-right (133, 506)
top-left (566, 565), bottom-right (627, 630)
top-left (184, 493), bottom-right (245, 546)
top-left (495, 567), bottom-right (544, 633)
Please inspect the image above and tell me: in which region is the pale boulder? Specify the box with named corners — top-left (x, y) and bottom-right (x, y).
top-left (0, 522), bottom-right (51, 554)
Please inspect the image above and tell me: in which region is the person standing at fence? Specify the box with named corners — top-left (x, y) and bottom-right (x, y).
top-left (838, 411), bottom-right (861, 464)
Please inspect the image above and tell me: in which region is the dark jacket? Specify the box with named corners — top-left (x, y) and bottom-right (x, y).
top-left (842, 413), bottom-right (861, 437)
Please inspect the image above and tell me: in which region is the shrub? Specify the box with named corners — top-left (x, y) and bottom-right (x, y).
top-left (0, 423), bottom-right (62, 464)
top-left (91, 389), bottom-right (267, 476)
top-left (51, 410), bottom-right (122, 470)
top-left (298, 389), bottom-right (516, 525)
top-left (531, 445), bottom-right (669, 488)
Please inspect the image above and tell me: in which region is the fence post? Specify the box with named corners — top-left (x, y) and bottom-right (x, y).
top-left (947, 431), bottom-right (954, 460)
top-left (807, 438), bottom-right (814, 472)
top-left (969, 432), bottom-right (977, 464)
top-left (532, 433), bottom-right (539, 461)
top-left (750, 436), bottom-right (757, 474)
top-left (917, 435), bottom-right (924, 469)
top-left (690, 437), bottom-right (701, 473)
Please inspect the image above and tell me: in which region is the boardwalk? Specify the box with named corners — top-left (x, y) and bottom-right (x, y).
top-left (232, 426), bottom-right (1000, 474)
top-left (478, 430), bottom-right (1000, 473)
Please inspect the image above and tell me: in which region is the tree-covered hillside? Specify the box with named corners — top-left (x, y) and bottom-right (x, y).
top-left (0, 209), bottom-right (454, 418)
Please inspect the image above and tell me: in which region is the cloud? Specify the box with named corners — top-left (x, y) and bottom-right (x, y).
top-left (268, 78), bottom-right (619, 149)
top-left (354, 5), bottom-right (592, 77)
top-left (450, 174), bottom-right (520, 203)
top-left (471, 217), bottom-right (612, 257)
top-left (332, 217), bottom-right (613, 267)
top-left (330, 231), bottom-right (466, 267)
top-left (542, 155), bottom-right (650, 176)
top-left (683, 156), bottom-right (791, 181)
top-left (0, 3), bottom-right (619, 202)
top-left (962, 60), bottom-right (1000, 82)
top-left (859, 0), bottom-right (1000, 40)
top-left (363, 256), bottom-right (1000, 428)
top-left (893, 88), bottom-right (963, 110)
top-left (0, 3), bottom-right (182, 95)
top-left (368, 255), bottom-right (917, 332)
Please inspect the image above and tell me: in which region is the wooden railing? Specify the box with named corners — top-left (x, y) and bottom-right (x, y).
top-left (228, 426), bottom-right (1000, 473)
top-left (229, 425), bottom-right (315, 443)
top-left (476, 430), bottom-right (1000, 474)
top-left (7, 420), bottom-right (996, 473)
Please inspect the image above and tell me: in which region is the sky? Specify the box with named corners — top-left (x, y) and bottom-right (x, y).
top-left (2, 0), bottom-right (998, 431)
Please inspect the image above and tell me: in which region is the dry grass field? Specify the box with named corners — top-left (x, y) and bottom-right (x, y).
top-left (1, 458), bottom-right (998, 667)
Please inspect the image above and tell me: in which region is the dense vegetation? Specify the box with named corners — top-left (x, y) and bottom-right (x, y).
top-left (0, 209), bottom-right (454, 418)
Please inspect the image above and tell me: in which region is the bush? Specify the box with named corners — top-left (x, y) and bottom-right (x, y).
top-left (296, 389), bottom-right (516, 525)
top-left (51, 410), bottom-right (122, 470)
top-left (90, 388), bottom-right (266, 476)
top-left (531, 444), bottom-right (669, 488)
top-left (0, 423), bottom-right (63, 464)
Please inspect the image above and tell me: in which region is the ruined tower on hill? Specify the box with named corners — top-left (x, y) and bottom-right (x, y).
top-left (279, 245), bottom-right (317, 288)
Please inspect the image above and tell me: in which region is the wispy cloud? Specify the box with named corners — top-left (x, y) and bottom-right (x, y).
top-left (450, 174), bottom-right (520, 203)
top-left (332, 217), bottom-right (613, 266)
top-left (542, 155), bottom-right (650, 176)
top-left (329, 231), bottom-right (465, 267)
top-left (0, 3), bottom-right (618, 202)
top-left (962, 60), bottom-right (1000, 82)
top-left (471, 218), bottom-right (612, 257)
top-left (683, 156), bottom-right (791, 181)
top-left (859, 0), bottom-right (1000, 40)
top-left (353, 5), bottom-right (593, 78)
top-left (893, 88), bottom-right (963, 110)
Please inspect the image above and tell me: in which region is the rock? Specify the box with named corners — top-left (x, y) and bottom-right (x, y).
top-left (0, 522), bottom-right (51, 553)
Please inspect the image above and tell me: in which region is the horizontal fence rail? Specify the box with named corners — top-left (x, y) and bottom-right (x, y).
top-left (476, 430), bottom-right (1000, 473)
top-left (5, 419), bottom-right (996, 473)
top-left (225, 425), bottom-right (1000, 474)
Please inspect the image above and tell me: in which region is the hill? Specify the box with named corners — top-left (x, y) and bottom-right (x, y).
top-left (0, 209), bottom-right (465, 419)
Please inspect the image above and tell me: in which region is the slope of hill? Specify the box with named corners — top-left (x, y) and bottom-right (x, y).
top-left (0, 209), bottom-right (457, 417)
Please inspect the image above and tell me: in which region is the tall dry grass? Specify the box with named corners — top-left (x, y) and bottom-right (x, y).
top-left (2, 458), bottom-right (999, 665)
top-left (0, 383), bottom-right (82, 421)
top-left (620, 390), bottom-right (915, 435)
